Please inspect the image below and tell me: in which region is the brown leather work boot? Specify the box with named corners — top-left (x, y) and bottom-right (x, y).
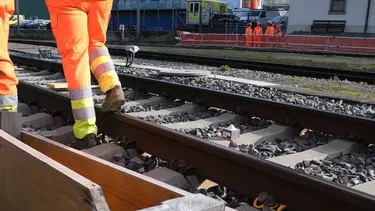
top-left (101, 85), bottom-right (125, 112)
top-left (69, 133), bottom-right (97, 150)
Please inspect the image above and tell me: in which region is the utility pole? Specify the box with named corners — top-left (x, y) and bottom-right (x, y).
top-left (16, 0), bottom-right (20, 36)
top-left (136, 0), bottom-right (140, 39)
top-left (199, 5), bottom-right (202, 33)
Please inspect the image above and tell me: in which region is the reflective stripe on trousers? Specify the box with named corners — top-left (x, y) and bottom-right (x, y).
top-left (89, 47), bottom-right (121, 93)
top-left (0, 94), bottom-right (17, 111)
top-left (70, 87), bottom-right (97, 139)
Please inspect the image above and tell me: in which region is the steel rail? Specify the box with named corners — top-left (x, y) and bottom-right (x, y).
top-left (12, 54), bottom-right (375, 211)
top-left (9, 38), bottom-right (375, 84)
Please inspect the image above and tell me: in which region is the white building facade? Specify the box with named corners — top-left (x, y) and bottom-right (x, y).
top-left (287, 0), bottom-right (375, 34)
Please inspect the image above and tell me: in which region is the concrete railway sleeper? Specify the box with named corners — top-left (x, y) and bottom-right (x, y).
top-left (8, 56), bottom-right (375, 211)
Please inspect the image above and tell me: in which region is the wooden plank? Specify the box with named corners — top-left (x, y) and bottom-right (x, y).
top-left (47, 82), bottom-right (68, 89)
top-left (0, 111), bottom-right (21, 139)
top-left (0, 129), bottom-right (109, 211)
top-left (21, 131), bottom-right (188, 211)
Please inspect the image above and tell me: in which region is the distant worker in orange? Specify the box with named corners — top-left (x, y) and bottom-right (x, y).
top-left (245, 23), bottom-right (253, 47)
top-left (265, 21), bottom-right (275, 47)
top-left (44, 0), bottom-right (125, 149)
top-left (274, 21), bottom-right (283, 36)
top-left (253, 21), bottom-right (263, 48)
top-left (0, 0), bottom-right (18, 112)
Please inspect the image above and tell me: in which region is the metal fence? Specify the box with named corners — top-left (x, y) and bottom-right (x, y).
top-left (176, 31), bottom-right (375, 55)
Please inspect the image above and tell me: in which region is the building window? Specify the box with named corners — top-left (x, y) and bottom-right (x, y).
top-left (329, 0), bottom-right (346, 13)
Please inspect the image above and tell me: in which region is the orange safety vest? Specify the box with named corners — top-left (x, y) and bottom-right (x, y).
top-left (254, 26), bottom-right (262, 34)
top-left (265, 26), bottom-right (275, 37)
top-left (246, 26), bottom-right (253, 35)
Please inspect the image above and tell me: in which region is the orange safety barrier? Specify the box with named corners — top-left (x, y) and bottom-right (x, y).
top-left (176, 31), bottom-right (375, 55)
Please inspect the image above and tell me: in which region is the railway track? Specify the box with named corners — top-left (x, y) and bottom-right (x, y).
top-left (9, 53), bottom-right (375, 211)
top-left (9, 38), bottom-right (375, 85)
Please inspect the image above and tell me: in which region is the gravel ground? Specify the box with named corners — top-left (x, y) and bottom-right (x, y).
top-left (240, 130), bottom-right (335, 159)
top-left (115, 45), bottom-right (375, 71)
top-left (154, 75), bottom-right (375, 119)
top-left (9, 43), bottom-right (375, 100)
top-left (142, 107), bottom-right (226, 124)
top-left (123, 100), bottom-right (185, 113)
top-left (183, 116), bottom-right (272, 139)
top-left (295, 145), bottom-right (375, 187)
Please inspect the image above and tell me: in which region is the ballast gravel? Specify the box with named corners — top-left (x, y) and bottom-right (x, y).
top-left (183, 117), bottom-right (272, 139)
top-left (295, 145), bottom-right (375, 187)
top-left (153, 75), bottom-right (375, 119)
top-left (142, 108), bottom-right (226, 124)
top-left (241, 130), bottom-right (335, 159)
top-left (123, 101), bottom-right (185, 113)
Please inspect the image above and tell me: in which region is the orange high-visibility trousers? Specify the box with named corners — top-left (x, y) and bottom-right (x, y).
top-left (245, 27), bottom-right (253, 47)
top-left (265, 26), bottom-right (275, 47)
top-left (0, 0), bottom-right (18, 111)
top-left (45, 0), bottom-right (121, 139)
top-left (253, 26), bottom-right (262, 48)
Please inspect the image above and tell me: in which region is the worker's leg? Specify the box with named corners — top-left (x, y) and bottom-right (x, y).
top-left (266, 36), bottom-right (271, 47)
top-left (258, 36), bottom-right (262, 47)
top-left (46, 4), bottom-right (97, 148)
top-left (0, 0), bottom-right (17, 112)
top-left (254, 36), bottom-right (259, 47)
top-left (88, 0), bottom-right (124, 112)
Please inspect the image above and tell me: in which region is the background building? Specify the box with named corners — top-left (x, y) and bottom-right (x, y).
top-left (109, 0), bottom-right (187, 31)
top-left (287, 0), bottom-right (374, 34)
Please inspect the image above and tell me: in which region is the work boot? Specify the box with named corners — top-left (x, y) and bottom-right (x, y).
top-left (69, 133), bottom-right (97, 150)
top-left (101, 85), bottom-right (125, 112)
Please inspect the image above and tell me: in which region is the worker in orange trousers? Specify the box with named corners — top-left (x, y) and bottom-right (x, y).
top-left (253, 21), bottom-right (263, 48)
top-left (245, 23), bottom-right (253, 47)
top-left (44, 0), bottom-right (125, 149)
top-left (265, 21), bottom-right (275, 47)
top-left (0, 0), bottom-right (18, 112)
top-left (274, 21), bottom-right (283, 36)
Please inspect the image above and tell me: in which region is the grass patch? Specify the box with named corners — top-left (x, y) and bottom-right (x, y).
top-left (220, 65), bottom-right (231, 71)
top-left (304, 84), bottom-right (375, 100)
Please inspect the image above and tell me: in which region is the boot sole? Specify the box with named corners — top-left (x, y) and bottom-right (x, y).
top-left (101, 99), bottom-right (125, 112)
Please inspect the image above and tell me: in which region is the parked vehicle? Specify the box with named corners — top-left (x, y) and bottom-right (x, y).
top-left (238, 9), bottom-right (287, 26)
top-left (9, 15), bottom-right (24, 26)
top-left (26, 19), bottom-right (46, 29)
top-left (211, 14), bottom-right (240, 24)
top-left (19, 19), bottom-right (33, 28)
top-left (186, 0), bottom-right (229, 26)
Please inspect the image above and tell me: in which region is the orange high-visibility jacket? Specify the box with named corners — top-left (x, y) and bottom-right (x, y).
top-left (265, 26), bottom-right (275, 37)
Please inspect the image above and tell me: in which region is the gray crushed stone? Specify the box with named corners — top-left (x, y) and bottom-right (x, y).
top-left (124, 100), bottom-right (185, 113)
top-left (183, 117), bottom-right (272, 139)
top-left (240, 130), bottom-right (334, 159)
top-left (295, 145), bottom-right (375, 187)
top-left (141, 107), bottom-right (226, 124)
